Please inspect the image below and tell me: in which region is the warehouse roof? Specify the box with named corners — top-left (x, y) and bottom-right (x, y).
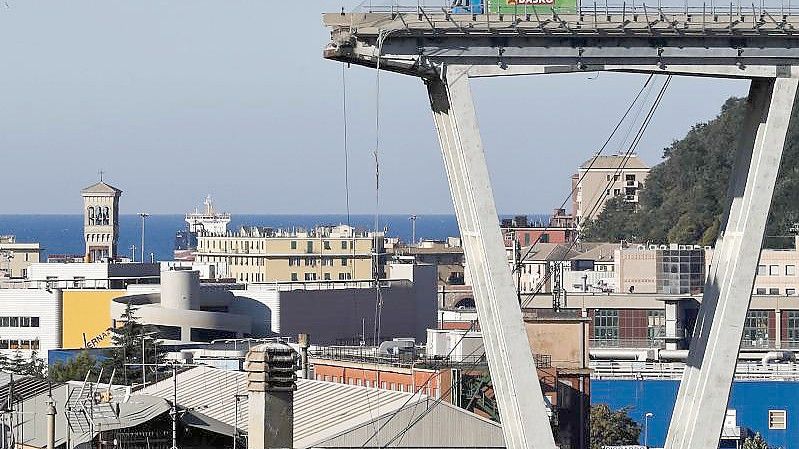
top-left (138, 365), bottom-right (504, 448)
top-left (521, 243), bottom-right (581, 262)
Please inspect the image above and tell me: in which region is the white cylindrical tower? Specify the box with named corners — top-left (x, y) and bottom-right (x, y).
top-left (160, 270), bottom-right (200, 310)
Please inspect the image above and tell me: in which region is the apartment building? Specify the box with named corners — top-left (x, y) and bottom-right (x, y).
top-left (195, 224), bottom-right (384, 283)
top-left (388, 238), bottom-right (465, 286)
top-left (0, 235), bottom-right (40, 279)
top-left (571, 154), bottom-right (650, 225)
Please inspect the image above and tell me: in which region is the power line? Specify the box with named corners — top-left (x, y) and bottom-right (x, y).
top-left (359, 321), bottom-right (479, 447)
top-left (521, 74), bottom-right (673, 308)
top-left (513, 74), bottom-right (656, 277)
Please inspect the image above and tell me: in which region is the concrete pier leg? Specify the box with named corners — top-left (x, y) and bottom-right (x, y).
top-left (426, 65), bottom-right (557, 449)
top-left (665, 77), bottom-right (798, 449)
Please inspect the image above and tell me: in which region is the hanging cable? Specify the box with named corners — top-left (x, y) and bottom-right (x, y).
top-left (342, 63), bottom-right (352, 228)
top-left (521, 74), bottom-right (673, 308)
top-left (360, 320), bottom-right (480, 447)
top-left (513, 74), bottom-right (655, 276)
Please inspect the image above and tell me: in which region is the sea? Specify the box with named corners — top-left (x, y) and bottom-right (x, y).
top-left (0, 214), bottom-right (549, 261)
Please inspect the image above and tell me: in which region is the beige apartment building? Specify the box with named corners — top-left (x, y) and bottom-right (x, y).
top-left (0, 235), bottom-right (41, 279)
top-left (571, 154), bottom-right (650, 226)
top-left (195, 224), bottom-right (384, 283)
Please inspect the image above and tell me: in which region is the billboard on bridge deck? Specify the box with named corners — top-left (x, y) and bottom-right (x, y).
top-left (452, 0), bottom-right (578, 14)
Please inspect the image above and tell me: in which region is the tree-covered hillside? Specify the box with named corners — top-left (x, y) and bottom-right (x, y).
top-left (583, 96), bottom-right (799, 247)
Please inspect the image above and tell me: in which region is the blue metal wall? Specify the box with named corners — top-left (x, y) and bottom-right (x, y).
top-left (591, 379), bottom-right (797, 449)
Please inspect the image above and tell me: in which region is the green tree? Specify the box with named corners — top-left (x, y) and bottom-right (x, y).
top-left (22, 351), bottom-right (47, 379)
top-left (6, 350), bottom-right (27, 375)
top-left (590, 404), bottom-right (641, 449)
top-left (48, 351), bottom-right (101, 383)
top-left (583, 96), bottom-right (799, 247)
top-left (104, 302), bottom-right (164, 386)
top-left (742, 432), bottom-right (777, 449)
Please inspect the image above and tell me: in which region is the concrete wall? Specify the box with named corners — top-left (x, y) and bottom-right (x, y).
top-left (62, 289), bottom-right (125, 349)
top-left (525, 318), bottom-right (589, 369)
top-left (0, 288), bottom-right (62, 362)
top-left (232, 265), bottom-right (437, 344)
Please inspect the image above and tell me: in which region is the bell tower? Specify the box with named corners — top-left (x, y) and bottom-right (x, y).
top-left (81, 175), bottom-right (122, 262)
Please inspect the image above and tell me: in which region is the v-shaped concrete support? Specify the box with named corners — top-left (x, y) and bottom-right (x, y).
top-left (666, 77), bottom-right (799, 449)
top-left (426, 65), bottom-right (557, 449)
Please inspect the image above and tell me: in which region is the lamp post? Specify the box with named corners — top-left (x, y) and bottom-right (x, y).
top-left (138, 213), bottom-right (150, 264)
top-left (644, 412), bottom-right (654, 448)
top-left (409, 215), bottom-right (417, 246)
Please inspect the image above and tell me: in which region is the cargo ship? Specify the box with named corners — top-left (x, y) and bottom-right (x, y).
top-left (173, 196), bottom-right (231, 261)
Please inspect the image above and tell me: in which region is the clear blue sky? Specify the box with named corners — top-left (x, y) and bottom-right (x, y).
top-left (0, 1), bottom-right (748, 215)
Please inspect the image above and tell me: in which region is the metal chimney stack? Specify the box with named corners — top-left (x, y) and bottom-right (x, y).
top-left (245, 342), bottom-right (299, 449)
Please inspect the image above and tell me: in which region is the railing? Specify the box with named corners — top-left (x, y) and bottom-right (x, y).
top-left (590, 338), bottom-right (666, 349)
top-left (591, 360), bottom-right (799, 380)
top-left (310, 346), bottom-right (553, 369)
top-left (352, 0), bottom-right (799, 16)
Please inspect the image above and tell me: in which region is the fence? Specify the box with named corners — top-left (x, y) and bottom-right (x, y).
top-left (351, 0), bottom-right (799, 17)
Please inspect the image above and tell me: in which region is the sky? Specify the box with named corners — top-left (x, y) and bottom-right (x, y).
top-left (0, 1), bottom-right (748, 215)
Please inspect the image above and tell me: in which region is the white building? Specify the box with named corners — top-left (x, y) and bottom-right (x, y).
top-left (81, 180), bottom-right (122, 262)
top-left (110, 263), bottom-right (437, 345)
top-left (0, 235), bottom-right (40, 279)
top-left (26, 262), bottom-right (160, 289)
top-left (0, 288), bottom-right (62, 362)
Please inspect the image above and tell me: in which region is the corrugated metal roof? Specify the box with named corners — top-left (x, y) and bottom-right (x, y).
top-left (137, 366), bottom-right (448, 448)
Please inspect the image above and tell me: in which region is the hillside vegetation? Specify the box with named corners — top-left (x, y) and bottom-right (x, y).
top-left (583, 96), bottom-right (799, 246)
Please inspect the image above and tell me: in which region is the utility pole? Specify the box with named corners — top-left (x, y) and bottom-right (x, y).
top-left (409, 215), bottom-right (417, 246)
top-left (138, 213), bottom-right (150, 264)
top-left (171, 363), bottom-right (177, 449)
top-left (130, 245), bottom-right (136, 262)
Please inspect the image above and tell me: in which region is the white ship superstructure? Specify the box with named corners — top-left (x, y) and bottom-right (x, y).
top-left (186, 195), bottom-right (230, 235)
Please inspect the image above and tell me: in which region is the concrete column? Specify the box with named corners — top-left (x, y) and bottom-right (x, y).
top-left (775, 308), bottom-right (782, 349)
top-left (426, 66), bottom-right (557, 449)
top-left (246, 343), bottom-right (298, 449)
top-left (665, 77), bottom-right (799, 449)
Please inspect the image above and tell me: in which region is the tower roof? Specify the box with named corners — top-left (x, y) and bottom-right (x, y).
top-left (81, 181), bottom-right (122, 196)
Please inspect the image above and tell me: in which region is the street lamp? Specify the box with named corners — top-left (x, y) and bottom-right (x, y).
top-left (409, 215), bottom-right (417, 246)
top-left (138, 212), bottom-right (150, 263)
top-left (644, 412), bottom-right (654, 448)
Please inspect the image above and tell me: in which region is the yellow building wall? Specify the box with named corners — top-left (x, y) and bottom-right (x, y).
top-left (62, 290), bottom-right (125, 349)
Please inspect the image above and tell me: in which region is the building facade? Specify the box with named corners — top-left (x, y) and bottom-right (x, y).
top-left (196, 224), bottom-right (384, 283)
top-left (81, 180), bottom-right (122, 262)
top-left (571, 154), bottom-right (650, 226)
top-left (0, 288), bottom-right (62, 362)
top-left (0, 235), bottom-right (40, 279)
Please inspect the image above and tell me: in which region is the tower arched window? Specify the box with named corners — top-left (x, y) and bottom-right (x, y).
top-left (88, 207), bottom-right (95, 225)
top-left (102, 207), bottom-right (110, 225)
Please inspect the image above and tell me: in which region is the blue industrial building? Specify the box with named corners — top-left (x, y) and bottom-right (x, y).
top-left (592, 379), bottom-right (797, 449)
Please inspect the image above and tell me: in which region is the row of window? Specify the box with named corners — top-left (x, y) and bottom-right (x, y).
top-left (0, 339), bottom-right (40, 350)
top-left (0, 317), bottom-right (40, 328)
top-left (315, 374), bottom-right (437, 396)
top-left (291, 272), bottom-right (353, 281)
top-left (291, 240), bottom-right (352, 251)
top-left (757, 264), bottom-right (797, 276)
top-left (201, 239), bottom-right (361, 253)
top-left (754, 287), bottom-right (797, 296)
top-left (289, 257), bottom-right (349, 267)
top-left (87, 206), bottom-right (111, 226)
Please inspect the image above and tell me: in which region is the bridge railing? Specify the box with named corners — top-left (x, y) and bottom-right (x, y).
top-left (351, 0), bottom-right (799, 17)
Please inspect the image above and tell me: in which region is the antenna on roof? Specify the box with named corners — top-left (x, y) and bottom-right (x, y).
top-left (99, 170), bottom-right (105, 182)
